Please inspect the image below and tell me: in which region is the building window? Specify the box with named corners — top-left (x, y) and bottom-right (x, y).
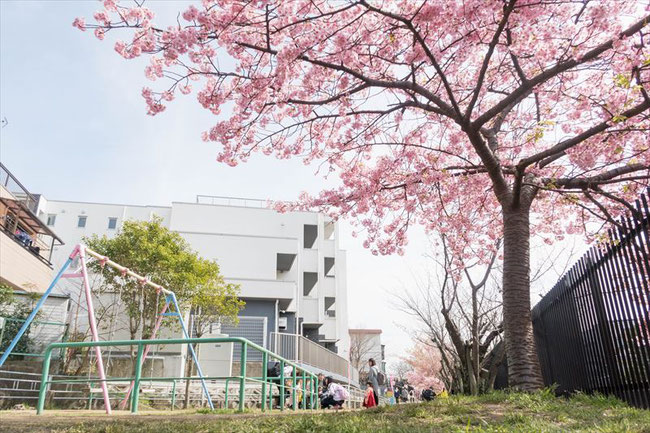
top-left (303, 224), bottom-right (317, 248)
top-left (77, 216), bottom-right (87, 228)
top-left (324, 257), bottom-right (335, 277)
top-left (46, 214), bottom-right (56, 226)
top-left (303, 272), bottom-right (318, 296)
top-left (325, 297), bottom-right (336, 317)
top-left (108, 217), bottom-right (118, 230)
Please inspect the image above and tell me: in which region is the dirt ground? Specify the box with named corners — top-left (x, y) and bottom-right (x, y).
top-left (0, 408), bottom-right (330, 432)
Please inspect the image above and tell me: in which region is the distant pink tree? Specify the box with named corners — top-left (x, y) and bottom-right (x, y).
top-left (74, 0), bottom-right (650, 390)
top-left (404, 344), bottom-right (445, 393)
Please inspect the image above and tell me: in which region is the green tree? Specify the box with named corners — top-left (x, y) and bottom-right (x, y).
top-left (0, 283), bottom-right (13, 314)
top-left (0, 284), bottom-right (39, 359)
top-left (84, 218), bottom-right (243, 342)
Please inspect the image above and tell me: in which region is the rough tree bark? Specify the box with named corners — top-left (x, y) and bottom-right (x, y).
top-left (501, 204), bottom-right (544, 390)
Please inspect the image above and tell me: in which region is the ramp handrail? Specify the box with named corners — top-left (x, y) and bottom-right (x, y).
top-left (37, 336), bottom-right (318, 415)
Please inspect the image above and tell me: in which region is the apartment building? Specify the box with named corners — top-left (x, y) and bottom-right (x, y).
top-left (37, 194), bottom-right (351, 361)
top-left (0, 163), bottom-right (69, 355)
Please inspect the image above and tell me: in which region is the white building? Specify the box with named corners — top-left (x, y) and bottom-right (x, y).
top-left (36, 195), bottom-right (350, 361)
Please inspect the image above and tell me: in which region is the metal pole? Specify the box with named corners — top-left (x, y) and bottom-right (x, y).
top-left (36, 346), bottom-right (53, 414)
top-left (171, 379), bottom-right (176, 410)
top-left (0, 256), bottom-right (73, 366)
top-left (239, 341), bottom-right (247, 412)
top-left (88, 381), bottom-right (94, 409)
top-left (261, 351), bottom-right (268, 412)
top-left (292, 366), bottom-right (297, 410)
top-left (301, 369), bottom-right (306, 409)
top-left (131, 344), bottom-right (144, 413)
top-left (279, 360), bottom-right (285, 411)
top-left (225, 378), bottom-right (230, 407)
top-left (119, 300), bottom-right (170, 409)
top-left (79, 247), bottom-right (112, 415)
top-left (169, 293), bottom-right (214, 409)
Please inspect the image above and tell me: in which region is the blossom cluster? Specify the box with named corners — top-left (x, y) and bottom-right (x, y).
top-left (73, 0), bottom-right (650, 259)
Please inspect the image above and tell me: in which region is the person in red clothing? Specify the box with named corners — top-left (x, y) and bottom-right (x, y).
top-left (363, 382), bottom-right (377, 408)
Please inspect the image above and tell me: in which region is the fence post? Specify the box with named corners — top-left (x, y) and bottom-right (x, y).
top-left (36, 347), bottom-right (53, 414)
top-left (279, 360), bottom-right (285, 411)
top-left (261, 351), bottom-right (268, 412)
top-left (88, 381), bottom-right (94, 409)
top-left (292, 365), bottom-right (297, 410)
top-left (239, 341), bottom-right (247, 412)
top-left (225, 378), bottom-right (230, 407)
top-left (131, 344), bottom-right (144, 413)
top-left (171, 379), bottom-right (176, 410)
top-left (301, 370), bottom-right (307, 409)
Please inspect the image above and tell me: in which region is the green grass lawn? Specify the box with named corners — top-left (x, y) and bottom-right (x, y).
top-left (1, 391), bottom-right (649, 432)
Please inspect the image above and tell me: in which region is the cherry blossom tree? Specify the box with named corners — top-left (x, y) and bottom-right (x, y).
top-left (403, 343), bottom-right (445, 393)
top-left (74, 0), bottom-right (650, 390)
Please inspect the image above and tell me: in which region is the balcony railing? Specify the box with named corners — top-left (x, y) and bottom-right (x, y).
top-left (270, 332), bottom-right (359, 384)
top-left (196, 195), bottom-right (269, 208)
top-left (0, 163), bottom-right (38, 213)
top-left (0, 218), bottom-right (53, 267)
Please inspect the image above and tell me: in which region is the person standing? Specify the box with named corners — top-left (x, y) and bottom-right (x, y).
top-left (367, 358), bottom-right (380, 404)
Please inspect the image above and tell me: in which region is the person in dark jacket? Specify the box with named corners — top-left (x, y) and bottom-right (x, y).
top-left (367, 358), bottom-right (380, 404)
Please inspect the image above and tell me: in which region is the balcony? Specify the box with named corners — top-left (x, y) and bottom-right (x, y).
top-left (0, 164), bottom-right (64, 293)
top-left (225, 277), bottom-right (295, 303)
top-left (0, 229), bottom-right (54, 293)
top-left (0, 163), bottom-right (38, 213)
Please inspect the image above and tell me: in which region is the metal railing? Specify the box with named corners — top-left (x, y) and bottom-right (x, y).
top-left (0, 224), bottom-right (53, 267)
top-left (195, 195), bottom-right (269, 209)
top-left (0, 162), bottom-right (39, 213)
top-left (270, 332), bottom-right (359, 383)
top-left (36, 336), bottom-right (318, 414)
top-left (532, 187), bottom-right (650, 409)
top-left (0, 317), bottom-right (68, 358)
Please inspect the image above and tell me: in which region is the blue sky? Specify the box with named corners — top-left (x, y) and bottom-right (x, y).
top-left (0, 0), bottom-right (435, 364)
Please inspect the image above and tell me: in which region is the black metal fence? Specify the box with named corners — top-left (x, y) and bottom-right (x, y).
top-left (532, 187), bottom-right (650, 408)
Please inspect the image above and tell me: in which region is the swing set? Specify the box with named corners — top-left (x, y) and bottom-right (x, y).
top-left (0, 243), bottom-right (214, 413)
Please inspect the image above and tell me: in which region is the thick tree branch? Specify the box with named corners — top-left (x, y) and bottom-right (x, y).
top-left (554, 163), bottom-right (649, 188)
top-left (531, 101), bottom-right (650, 169)
top-left (465, 0), bottom-right (517, 121)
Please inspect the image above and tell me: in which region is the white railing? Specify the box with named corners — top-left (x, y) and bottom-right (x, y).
top-left (196, 195), bottom-right (268, 208)
top-left (270, 332), bottom-right (359, 384)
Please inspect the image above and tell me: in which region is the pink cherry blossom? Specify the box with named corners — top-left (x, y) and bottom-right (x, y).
top-left (74, 0), bottom-right (650, 391)
top-left (72, 17), bottom-right (85, 31)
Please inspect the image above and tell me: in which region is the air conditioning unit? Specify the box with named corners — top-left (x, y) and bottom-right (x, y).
top-left (278, 317), bottom-right (288, 330)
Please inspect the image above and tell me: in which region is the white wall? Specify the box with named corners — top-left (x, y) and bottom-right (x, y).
top-left (40, 198), bottom-right (351, 356)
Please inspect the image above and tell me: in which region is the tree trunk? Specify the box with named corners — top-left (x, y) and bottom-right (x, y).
top-left (502, 207), bottom-right (544, 391)
top-left (466, 346), bottom-right (477, 395)
top-left (471, 288), bottom-right (480, 395)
